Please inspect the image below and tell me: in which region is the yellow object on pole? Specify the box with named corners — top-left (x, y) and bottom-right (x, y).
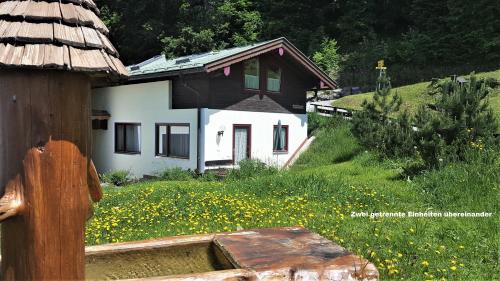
top-left (376, 60), bottom-right (387, 70)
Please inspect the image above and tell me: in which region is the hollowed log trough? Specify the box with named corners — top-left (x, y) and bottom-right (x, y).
top-left (85, 227), bottom-right (379, 281)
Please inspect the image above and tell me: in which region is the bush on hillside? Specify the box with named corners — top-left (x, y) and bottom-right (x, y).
top-left (157, 167), bottom-right (196, 181)
top-left (414, 74), bottom-right (498, 167)
top-left (101, 170), bottom-right (131, 186)
top-left (308, 112), bottom-right (333, 135)
top-left (226, 159), bottom-right (278, 180)
top-left (353, 72), bottom-right (498, 168)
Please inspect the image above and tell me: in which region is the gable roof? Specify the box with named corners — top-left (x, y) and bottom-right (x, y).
top-left (128, 38), bottom-right (337, 88)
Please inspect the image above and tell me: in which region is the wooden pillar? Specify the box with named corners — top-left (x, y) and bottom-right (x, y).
top-left (0, 70), bottom-right (92, 280)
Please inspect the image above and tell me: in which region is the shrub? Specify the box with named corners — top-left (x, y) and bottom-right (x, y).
top-left (157, 167), bottom-right (196, 181)
top-left (199, 170), bottom-right (220, 182)
top-left (308, 112), bottom-right (333, 135)
top-left (226, 159), bottom-right (278, 181)
top-left (101, 170), bottom-right (131, 186)
top-left (415, 74), bottom-right (498, 167)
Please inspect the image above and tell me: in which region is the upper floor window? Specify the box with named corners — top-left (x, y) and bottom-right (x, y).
top-left (244, 58), bottom-right (260, 90)
top-left (115, 123), bottom-right (141, 154)
top-left (267, 66), bottom-right (281, 92)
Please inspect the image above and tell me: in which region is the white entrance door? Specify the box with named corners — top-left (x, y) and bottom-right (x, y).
top-left (233, 125), bottom-right (250, 164)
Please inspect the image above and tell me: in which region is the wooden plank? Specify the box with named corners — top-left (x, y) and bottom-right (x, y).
top-left (75, 5), bottom-right (94, 25)
top-left (0, 43), bottom-right (5, 65)
top-left (63, 45), bottom-right (71, 69)
top-left (110, 55), bottom-right (129, 76)
top-left (0, 1), bottom-right (18, 17)
top-left (70, 47), bottom-right (109, 72)
top-left (9, 0), bottom-right (28, 17)
top-left (60, 3), bottom-right (79, 24)
top-left (56, 72), bottom-right (90, 280)
top-left (43, 44), bottom-right (65, 69)
top-left (20, 44), bottom-right (45, 67)
top-left (16, 22), bottom-right (54, 43)
top-left (65, 0), bottom-right (83, 5)
top-left (89, 48), bottom-right (110, 70)
top-left (5, 45), bottom-right (24, 66)
top-left (87, 9), bottom-right (109, 34)
top-left (23, 1), bottom-right (62, 21)
top-left (97, 31), bottom-right (117, 55)
top-left (0, 71), bottom-right (33, 281)
top-left (1, 21), bottom-right (21, 40)
top-left (81, 26), bottom-right (103, 48)
top-left (0, 43), bottom-right (13, 65)
top-left (47, 2), bottom-right (63, 19)
top-left (54, 23), bottom-right (86, 48)
top-left (83, 0), bottom-right (99, 14)
top-left (0, 20), bottom-right (10, 37)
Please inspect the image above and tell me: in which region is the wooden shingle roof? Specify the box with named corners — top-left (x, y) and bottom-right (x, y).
top-left (0, 0), bottom-right (127, 76)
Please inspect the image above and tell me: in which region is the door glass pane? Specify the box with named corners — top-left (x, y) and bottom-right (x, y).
top-left (244, 59), bottom-right (259, 89)
top-left (235, 128), bottom-right (248, 164)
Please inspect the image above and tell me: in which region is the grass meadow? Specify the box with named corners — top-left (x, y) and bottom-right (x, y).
top-left (86, 120), bottom-right (499, 281)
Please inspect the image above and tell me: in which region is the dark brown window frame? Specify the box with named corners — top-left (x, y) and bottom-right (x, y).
top-left (115, 122), bottom-right (141, 155)
top-left (155, 123), bottom-right (191, 159)
top-left (242, 57), bottom-right (284, 95)
top-left (273, 125), bottom-right (289, 153)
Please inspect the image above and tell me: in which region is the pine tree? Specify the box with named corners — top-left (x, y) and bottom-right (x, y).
top-left (415, 74), bottom-right (498, 167)
top-left (352, 72), bottom-right (413, 157)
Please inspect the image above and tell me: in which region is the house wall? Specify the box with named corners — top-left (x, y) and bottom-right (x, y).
top-left (172, 52), bottom-right (317, 114)
top-left (92, 81), bottom-right (198, 178)
top-left (200, 109), bottom-right (308, 171)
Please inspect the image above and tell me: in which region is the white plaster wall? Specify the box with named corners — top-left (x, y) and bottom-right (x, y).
top-left (92, 81), bottom-right (198, 178)
top-left (201, 109), bottom-right (308, 169)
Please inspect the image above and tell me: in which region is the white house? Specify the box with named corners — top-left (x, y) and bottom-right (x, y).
top-left (91, 38), bottom-right (337, 177)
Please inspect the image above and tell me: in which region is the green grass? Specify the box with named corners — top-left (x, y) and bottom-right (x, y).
top-left (86, 121), bottom-right (499, 280)
top-left (334, 69), bottom-right (500, 119)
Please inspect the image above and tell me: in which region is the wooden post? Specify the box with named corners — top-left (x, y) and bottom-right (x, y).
top-left (0, 70), bottom-right (99, 280)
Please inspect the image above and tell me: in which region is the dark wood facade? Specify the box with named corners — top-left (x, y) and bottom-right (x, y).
top-left (172, 52), bottom-right (317, 114)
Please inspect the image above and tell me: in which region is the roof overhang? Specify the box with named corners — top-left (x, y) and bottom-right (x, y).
top-left (204, 38), bottom-right (337, 89)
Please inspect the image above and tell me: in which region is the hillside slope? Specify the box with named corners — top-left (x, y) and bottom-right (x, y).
top-left (334, 70), bottom-right (500, 119)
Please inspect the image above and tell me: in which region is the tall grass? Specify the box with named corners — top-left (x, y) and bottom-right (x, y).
top-left (293, 119), bottom-right (361, 168)
top-left (88, 121), bottom-right (499, 280)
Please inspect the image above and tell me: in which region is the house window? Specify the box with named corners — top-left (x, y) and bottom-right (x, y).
top-left (155, 124), bottom-right (190, 159)
top-left (267, 66), bottom-right (281, 92)
top-left (244, 58), bottom-right (260, 90)
top-left (115, 123), bottom-right (141, 154)
top-left (273, 125), bottom-right (289, 152)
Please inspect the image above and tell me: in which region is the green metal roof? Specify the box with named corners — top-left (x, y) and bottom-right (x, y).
top-left (128, 38), bottom-right (282, 77)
